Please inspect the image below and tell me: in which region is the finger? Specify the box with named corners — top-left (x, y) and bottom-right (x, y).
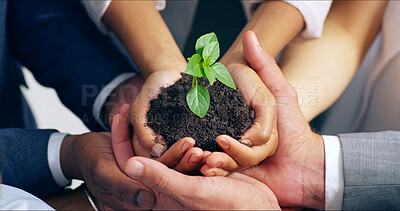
top-left (92, 158), bottom-right (155, 209)
top-left (205, 152), bottom-right (239, 170)
top-left (243, 31), bottom-right (298, 106)
top-left (240, 102), bottom-right (276, 146)
top-left (174, 147), bottom-right (203, 173)
top-left (124, 157), bottom-right (195, 199)
top-left (228, 62), bottom-right (277, 146)
top-left (201, 151), bottom-right (212, 166)
top-left (130, 73), bottom-right (181, 158)
top-left (112, 113), bottom-right (134, 170)
top-left (156, 137), bottom-right (195, 168)
top-left (132, 134), bottom-right (151, 157)
top-left (130, 98), bottom-right (166, 157)
top-left (120, 104), bottom-right (131, 117)
top-left (243, 31), bottom-right (287, 92)
top-left (200, 164), bottom-right (230, 177)
top-left (215, 134), bottom-right (278, 167)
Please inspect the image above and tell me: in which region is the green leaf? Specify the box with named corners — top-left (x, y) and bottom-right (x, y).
top-left (203, 65), bottom-right (216, 85)
top-left (185, 54), bottom-right (205, 77)
top-left (212, 62), bottom-right (236, 90)
top-left (195, 32), bottom-right (218, 56)
top-left (186, 80), bottom-right (210, 118)
top-left (202, 41), bottom-right (220, 66)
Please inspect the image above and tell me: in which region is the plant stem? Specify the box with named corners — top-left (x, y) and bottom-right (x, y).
top-left (192, 76), bottom-right (197, 87)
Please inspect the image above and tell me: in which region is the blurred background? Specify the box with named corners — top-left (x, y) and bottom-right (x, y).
top-left (21, 67), bottom-right (88, 189)
top-left (21, 67), bottom-right (89, 135)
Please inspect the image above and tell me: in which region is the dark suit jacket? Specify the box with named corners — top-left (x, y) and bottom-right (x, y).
top-left (0, 0), bottom-right (136, 197)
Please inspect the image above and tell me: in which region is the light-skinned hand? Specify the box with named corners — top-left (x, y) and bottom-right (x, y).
top-left (204, 31), bottom-right (326, 209)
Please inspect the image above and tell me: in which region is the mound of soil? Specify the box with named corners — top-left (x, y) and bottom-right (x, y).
top-left (147, 73), bottom-right (255, 152)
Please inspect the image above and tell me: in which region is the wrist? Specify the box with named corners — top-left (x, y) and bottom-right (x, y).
top-left (60, 135), bottom-right (83, 180)
top-left (145, 56), bottom-right (187, 78)
top-left (301, 133), bottom-right (325, 209)
top-left (220, 50), bottom-right (246, 68)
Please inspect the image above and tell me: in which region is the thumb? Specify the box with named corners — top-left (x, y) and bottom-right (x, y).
top-left (124, 157), bottom-right (194, 199)
top-left (112, 104), bottom-right (134, 171)
top-left (243, 31), bottom-right (298, 106)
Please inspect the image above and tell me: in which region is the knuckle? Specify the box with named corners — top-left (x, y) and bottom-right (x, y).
top-left (259, 129), bottom-right (271, 142)
top-left (265, 53), bottom-right (276, 64)
top-left (151, 174), bottom-right (169, 192)
top-left (114, 182), bottom-right (129, 200)
top-left (248, 159), bottom-right (260, 167)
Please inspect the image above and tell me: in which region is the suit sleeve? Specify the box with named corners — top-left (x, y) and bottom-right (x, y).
top-left (7, 0), bottom-right (137, 131)
top-left (0, 128), bottom-right (65, 197)
top-left (338, 131), bottom-right (400, 210)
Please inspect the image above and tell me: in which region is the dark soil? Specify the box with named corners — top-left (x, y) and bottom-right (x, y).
top-left (147, 73), bottom-right (255, 152)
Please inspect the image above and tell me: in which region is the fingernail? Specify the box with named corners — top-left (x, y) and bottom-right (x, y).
top-left (181, 140), bottom-right (192, 152)
top-left (208, 171), bottom-right (216, 177)
top-left (251, 32), bottom-right (260, 46)
top-left (218, 139), bottom-right (230, 149)
top-left (137, 191), bottom-right (155, 209)
top-left (125, 160), bottom-right (144, 178)
top-left (215, 161), bottom-right (222, 168)
top-left (189, 154), bottom-right (201, 165)
top-left (151, 143), bottom-right (165, 157)
top-left (241, 139), bottom-right (254, 147)
top-left (241, 139), bottom-right (254, 146)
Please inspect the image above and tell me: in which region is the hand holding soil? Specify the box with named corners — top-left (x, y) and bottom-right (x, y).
top-left (114, 105), bottom-right (204, 175)
top-left (135, 32), bottom-right (278, 175)
top-left (130, 69), bottom-right (184, 157)
top-left (201, 63), bottom-right (279, 175)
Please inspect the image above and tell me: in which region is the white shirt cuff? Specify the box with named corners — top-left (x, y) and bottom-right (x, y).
top-left (241, 1), bottom-right (332, 39)
top-left (47, 132), bottom-right (70, 187)
top-left (81, 0), bottom-right (166, 34)
top-left (92, 72), bottom-right (136, 131)
top-left (285, 1), bottom-right (332, 39)
top-left (81, 0), bottom-right (112, 34)
top-left (322, 135), bottom-right (344, 210)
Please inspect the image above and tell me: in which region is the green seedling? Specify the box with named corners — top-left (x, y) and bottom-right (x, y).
top-left (185, 32), bottom-right (236, 118)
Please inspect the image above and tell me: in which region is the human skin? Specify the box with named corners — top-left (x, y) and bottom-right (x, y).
top-left (102, 1), bottom-right (305, 167)
top-left (110, 106), bottom-right (281, 210)
top-left (59, 80), bottom-right (204, 210)
top-left (59, 122), bottom-right (203, 209)
top-left (278, 0), bottom-right (387, 121)
top-left (202, 0), bottom-right (387, 175)
top-left (204, 31), bottom-right (326, 209)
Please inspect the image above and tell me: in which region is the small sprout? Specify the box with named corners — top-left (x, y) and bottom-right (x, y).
top-left (185, 32), bottom-right (236, 118)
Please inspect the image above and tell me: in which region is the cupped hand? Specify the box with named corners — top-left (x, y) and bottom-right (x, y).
top-left (201, 36), bottom-right (279, 175)
top-left (114, 105), bottom-right (204, 175)
top-left (65, 131), bottom-right (150, 209)
top-left (239, 31), bottom-right (325, 209)
top-left (130, 70), bottom-right (184, 158)
top-left (122, 156), bottom-right (280, 210)
top-left (112, 105), bottom-right (279, 209)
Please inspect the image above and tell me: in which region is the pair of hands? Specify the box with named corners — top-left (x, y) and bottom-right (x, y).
top-left (64, 31), bottom-right (325, 210)
top-left (111, 31), bottom-right (325, 209)
top-left (129, 40), bottom-right (278, 175)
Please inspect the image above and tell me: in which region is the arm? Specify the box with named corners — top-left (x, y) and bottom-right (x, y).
top-left (7, 0), bottom-right (138, 131)
top-left (201, 1), bottom-right (329, 173)
top-left (278, 1), bottom-right (387, 121)
top-left (338, 131), bottom-right (400, 209)
top-left (102, 1), bottom-right (186, 78)
top-left (221, 1), bottom-right (305, 66)
top-left (0, 129), bottom-right (63, 197)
